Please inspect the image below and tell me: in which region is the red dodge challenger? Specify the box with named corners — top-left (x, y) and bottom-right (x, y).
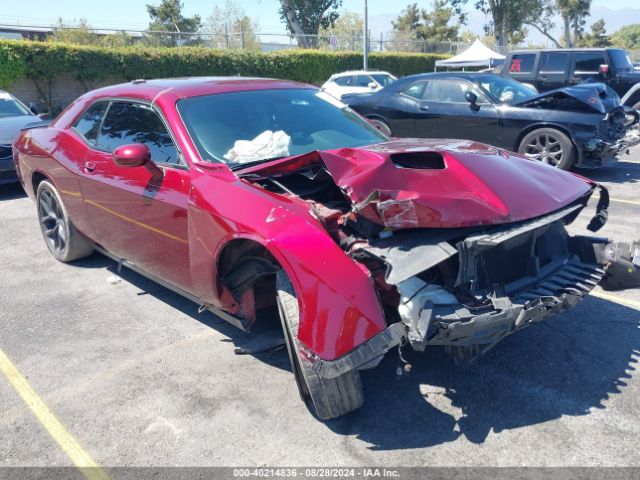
top-left (13, 77), bottom-right (640, 419)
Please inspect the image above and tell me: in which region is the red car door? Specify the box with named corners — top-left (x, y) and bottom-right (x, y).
top-left (76, 100), bottom-right (192, 293)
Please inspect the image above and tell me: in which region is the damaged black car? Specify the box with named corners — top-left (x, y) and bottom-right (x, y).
top-left (345, 72), bottom-right (640, 170)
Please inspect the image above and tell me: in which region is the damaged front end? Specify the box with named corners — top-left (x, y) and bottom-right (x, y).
top-left (515, 83), bottom-right (640, 167)
top-left (239, 140), bottom-right (640, 376)
top-left (361, 204), bottom-right (610, 362)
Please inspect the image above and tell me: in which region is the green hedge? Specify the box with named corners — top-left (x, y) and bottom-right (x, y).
top-left (0, 39), bottom-right (447, 90)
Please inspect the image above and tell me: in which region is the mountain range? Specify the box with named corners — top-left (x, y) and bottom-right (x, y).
top-left (367, 6), bottom-right (640, 47)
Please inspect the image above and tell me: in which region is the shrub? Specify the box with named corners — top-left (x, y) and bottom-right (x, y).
top-left (0, 39), bottom-right (448, 110)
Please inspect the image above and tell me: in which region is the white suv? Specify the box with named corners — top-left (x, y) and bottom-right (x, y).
top-left (321, 70), bottom-right (397, 100)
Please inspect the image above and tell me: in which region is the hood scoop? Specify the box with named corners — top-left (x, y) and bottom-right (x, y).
top-left (390, 152), bottom-right (445, 169)
top-left (240, 139), bottom-right (593, 230)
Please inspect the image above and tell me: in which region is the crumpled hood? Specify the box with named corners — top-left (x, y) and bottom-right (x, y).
top-left (240, 138), bottom-right (594, 229)
top-left (513, 82), bottom-right (619, 114)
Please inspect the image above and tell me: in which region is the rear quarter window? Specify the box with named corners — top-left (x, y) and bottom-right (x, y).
top-left (574, 52), bottom-right (607, 73)
top-left (508, 54), bottom-right (536, 74)
top-left (73, 102), bottom-right (108, 145)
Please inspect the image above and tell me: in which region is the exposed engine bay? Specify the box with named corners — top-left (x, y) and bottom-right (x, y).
top-left (238, 142), bottom-right (640, 364)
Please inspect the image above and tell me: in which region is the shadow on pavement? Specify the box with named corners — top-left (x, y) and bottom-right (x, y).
top-left (575, 160), bottom-right (640, 184)
top-left (0, 183), bottom-right (27, 201)
top-left (73, 254), bottom-right (639, 451)
top-left (326, 296), bottom-right (639, 450)
top-left (74, 253), bottom-right (292, 373)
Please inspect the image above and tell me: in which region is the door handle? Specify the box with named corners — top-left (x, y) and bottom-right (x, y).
top-left (83, 161), bottom-right (96, 174)
top-left (418, 104), bottom-right (429, 111)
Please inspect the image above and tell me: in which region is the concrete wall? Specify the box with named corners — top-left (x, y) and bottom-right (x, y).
top-left (8, 74), bottom-right (125, 114)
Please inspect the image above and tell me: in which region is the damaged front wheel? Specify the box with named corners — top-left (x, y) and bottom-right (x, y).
top-left (276, 271), bottom-right (364, 420)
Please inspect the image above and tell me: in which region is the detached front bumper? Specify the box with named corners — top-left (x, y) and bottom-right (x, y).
top-left (307, 201), bottom-right (640, 378)
top-left (579, 109), bottom-right (640, 167)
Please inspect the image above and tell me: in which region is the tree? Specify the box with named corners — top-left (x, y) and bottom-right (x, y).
top-left (388, 1), bottom-right (459, 52)
top-left (278, 0), bottom-right (342, 48)
top-left (610, 24), bottom-right (640, 50)
top-left (205, 0), bottom-right (260, 50)
top-left (51, 18), bottom-right (99, 45)
top-left (579, 18), bottom-right (611, 47)
top-left (449, 0), bottom-right (538, 49)
top-left (50, 18), bottom-right (132, 47)
top-left (524, 0), bottom-right (591, 48)
top-left (320, 10), bottom-right (363, 51)
top-left (392, 4), bottom-right (422, 33)
top-left (559, 0), bottom-right (591, 47)
top-left (420, 0), bottom-right (460, 42)
top-left (146, 0), bottom-right (202, 46)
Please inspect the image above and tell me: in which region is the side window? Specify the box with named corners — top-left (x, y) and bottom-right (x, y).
top-left (403, 81), bottom-right (429, 100)
top-left (73, 102), bottom-right (108, 145)
top-left (423, 80), bottom-right (471, 103)
top-left (574, 52), bottom-right (607, 73)
top-left (97, 102), bottom-right (180, 165)
top-left (355, 75), bottom-right (374, 87)
top-left (541, 53), bottom-right (569, 73)
top-left (334, 76), bottom-right (354, 86)
top-left (508, 54), bottom-right (536, 73)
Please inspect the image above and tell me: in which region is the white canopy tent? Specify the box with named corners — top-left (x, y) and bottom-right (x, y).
top-left (435, 39), bottom-right (506, 70)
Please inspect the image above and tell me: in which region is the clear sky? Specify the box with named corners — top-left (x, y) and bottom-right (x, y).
top-left (0, 0), bottom-right (638, 33)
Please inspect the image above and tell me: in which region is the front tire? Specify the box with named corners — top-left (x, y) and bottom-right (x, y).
top-left (518, 128), bottom-right (575, 170)
top-left (276, 271), bottom-right (364, 420)
top-left (36, 180), bottom-right (94, 262)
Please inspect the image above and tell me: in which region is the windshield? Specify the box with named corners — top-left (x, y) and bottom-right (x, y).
top-left (177, 88), bottom-right (387, 166)
top-left (370, 74), bottom-right (396, 87)
top-left (0, 92), bottom-right (31, 117)
top-left (476, 75), bottom-right (537, 104)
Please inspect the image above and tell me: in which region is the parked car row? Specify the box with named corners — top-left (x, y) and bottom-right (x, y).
top-left (344, 72), bottom-right (639, 169)
top-left (11, 76), bottom-right (640, 420)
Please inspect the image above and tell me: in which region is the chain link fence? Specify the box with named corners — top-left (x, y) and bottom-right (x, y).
top-left (0, 24), bottom-right (470, 54)
top-left (1, 23), bottom-right (637, 59)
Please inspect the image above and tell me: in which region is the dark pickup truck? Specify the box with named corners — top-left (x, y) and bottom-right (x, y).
top-left (502, 48), bottom-right (640, 108)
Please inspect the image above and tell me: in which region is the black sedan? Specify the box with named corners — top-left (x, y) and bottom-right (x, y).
top-left (345, 73), bottom-right (638, 169)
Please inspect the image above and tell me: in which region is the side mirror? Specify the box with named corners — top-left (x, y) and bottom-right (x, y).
top-left (113, 144), bottom-right (163, 178)
top-left (113, 144), bottom-right (151, 168)
top-left (368, 82), bottom-right (378, 89)
top-left (598, 64), bottom-right (609, 78)
top-left (28, 102), bottom-right (39, 115)
top-left (465, 91), bottom-right (480, 111)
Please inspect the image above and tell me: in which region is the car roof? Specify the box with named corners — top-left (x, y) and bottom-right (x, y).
top-left (331, 70), bottom-right (391, 76)
top-left (509, 48), bottom-right (624, 54)
top-left (83, 77), bottom-right (315, 102)
top-left (400, 72), bottom-right (490, 82)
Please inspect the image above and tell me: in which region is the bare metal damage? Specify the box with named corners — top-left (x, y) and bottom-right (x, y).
top-left (308, 198), bottom-right (640, 377)
top-left (240, 144), bottom-right (640, 375)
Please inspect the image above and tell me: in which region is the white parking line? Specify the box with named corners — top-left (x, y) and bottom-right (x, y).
top-left (0, 348), bottom-right (109, 480)
top-left (610, 198), bottom-right (640, 207)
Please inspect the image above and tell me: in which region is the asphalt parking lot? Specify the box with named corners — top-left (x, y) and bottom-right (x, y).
top-left (1, 151), bottom-right (639, 469)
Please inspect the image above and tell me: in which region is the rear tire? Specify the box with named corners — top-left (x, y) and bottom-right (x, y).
top-left (276, 270), bottom-right (364, 420)
top-left (367, 117), bottom-right (392, 137)
top-left (36, 180), bottom-right (94, 262)
top-left (518, 128), bottom-right (575, 170)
